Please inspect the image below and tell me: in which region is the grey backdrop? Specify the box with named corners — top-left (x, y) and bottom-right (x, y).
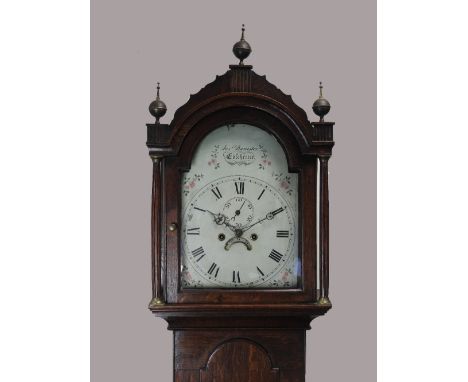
top-left (91, 1), bottom-right (376, 381)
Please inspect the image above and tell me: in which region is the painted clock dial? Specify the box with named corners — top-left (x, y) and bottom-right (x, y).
top-left (181, 124), bottom-right (299, 288)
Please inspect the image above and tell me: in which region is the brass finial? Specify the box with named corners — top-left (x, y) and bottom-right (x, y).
top-left (232, 24), bottom-right (252, 65)
top-left (148, 82), bottom-right (167, 123)
top-left (312, 81), bottom-right (331, 122)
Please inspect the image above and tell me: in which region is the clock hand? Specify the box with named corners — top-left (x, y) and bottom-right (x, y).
top-left (241, 215), bottom-right (268, 232)
top-left (223, 219), bottom-right (238, 232)
top-left (242, 207), bottom-right (285, 233)
top-left (205, 209), bottom-right (237, 232)
top-left (205, 209), bottom-right (223, 222)
top-left (231, 200), bottom-right (246, 221)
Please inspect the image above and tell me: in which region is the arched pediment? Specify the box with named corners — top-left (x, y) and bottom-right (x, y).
top-left (146, 65), bottom-right (334, 159)
top-left (169, 65), bottom-right (312, 153)
top-left (170, 65), bottom-right (311, 134)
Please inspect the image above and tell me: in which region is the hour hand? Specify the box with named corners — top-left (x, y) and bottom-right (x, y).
top-left (205, 210), bottom-right (236, 231)
top-left (223, 219), bottom-right (238, 232)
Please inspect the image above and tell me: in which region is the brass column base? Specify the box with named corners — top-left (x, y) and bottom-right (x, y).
top-left (318, 296), bottom-right (331, 305)
top-left (149, 298), bottom-right (165, 308)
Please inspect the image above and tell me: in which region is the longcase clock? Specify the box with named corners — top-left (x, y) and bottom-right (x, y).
top-left (146, 26), bottom-right (335, 382)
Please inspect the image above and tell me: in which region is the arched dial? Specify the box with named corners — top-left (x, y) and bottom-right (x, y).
top-left (182, 175), bottom-right (296, 287)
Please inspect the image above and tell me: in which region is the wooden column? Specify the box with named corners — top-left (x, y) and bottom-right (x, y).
top-left (319, 155), bottom-right (331, 304)
top-left (150, 155), bottom-right (164, 305)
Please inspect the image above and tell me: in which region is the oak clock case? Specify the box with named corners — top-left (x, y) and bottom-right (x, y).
top-left (146, 26), bottom-right (334, 382)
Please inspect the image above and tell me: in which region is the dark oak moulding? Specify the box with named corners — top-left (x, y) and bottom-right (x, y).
top-left (146, 61), bottom-right (334, 382)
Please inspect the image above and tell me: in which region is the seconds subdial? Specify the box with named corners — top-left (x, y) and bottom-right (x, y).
top-left (222, 196), bottom-right (254, 228)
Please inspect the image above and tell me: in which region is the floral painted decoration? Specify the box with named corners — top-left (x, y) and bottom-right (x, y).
top-left (272, 172), bottom-right (293, 195)
top-left (258, 145), bottom-right (271, 170)
top-left (208, 145), bottom-right (221, 169)
top-left (183, 173), bottom-right (204, 196)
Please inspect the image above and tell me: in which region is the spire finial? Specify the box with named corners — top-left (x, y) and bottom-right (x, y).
top-left (312, 81), bottom-right (331, 122)
top-left (232, 24), bottom-right (252, 65)
top-left (149, 81), bottom-right (167, 124)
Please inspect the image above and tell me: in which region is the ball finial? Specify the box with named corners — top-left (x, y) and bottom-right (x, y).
top-left (149, 82), bottom-right (167, 123)
top-left (312, 81), bottom-right (331, 122)
top-left (232, 24), bottom-right (252, 65)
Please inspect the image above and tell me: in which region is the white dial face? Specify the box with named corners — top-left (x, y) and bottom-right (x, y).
top-left (181, 124), bottom-right (299, 289)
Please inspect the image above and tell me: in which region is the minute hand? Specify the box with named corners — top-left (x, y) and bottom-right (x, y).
top-left (242, 207), bottom-right (285, 232)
